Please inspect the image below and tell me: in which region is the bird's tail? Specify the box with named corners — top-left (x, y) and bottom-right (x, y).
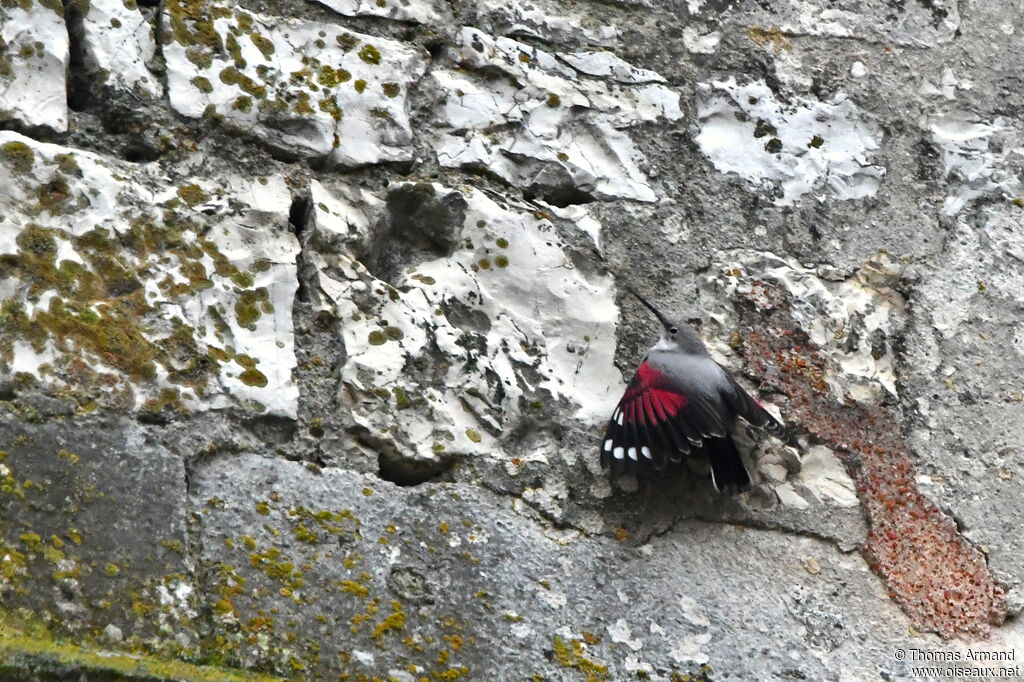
top-left (705, 437), bottom-right (751, 494)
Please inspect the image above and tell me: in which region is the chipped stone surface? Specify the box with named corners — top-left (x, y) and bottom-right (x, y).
top-left (434, 27), bottom-right (682, 202)
top-left (310, 0), bottom-right (444, 24)
top-left (0, 132), bottom-right (299, 417)
top-left (696, 78), bottom-right (884, 206)
top-left (0, 0), bottom-right (69, 132)
top-left (76, 0), bottom-right (163, 99)
top-left (706, 250), bottom-right (906, 401)
top-left (682, 26), bottom-right (720, 55)
top-left (713, 251), bottom-right (1006, 638)
top-left (305, 180), bottom-right (621, 468)
top-left (2, 0), bottom-right (1024, 678)
top-left (475, 0), bottom-right (620, 46)
top-left (163, 0), bottom-right (427, 165)
top-left (695, 0), bottom-right (961, 47)
top-left (929, 110), bottom-right (1023, 214)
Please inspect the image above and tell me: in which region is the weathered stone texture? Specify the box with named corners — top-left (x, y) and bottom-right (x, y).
top-left (1, 0), bottom-right (1023, 679)
top-left (0, 0), bottom-right (69, 132)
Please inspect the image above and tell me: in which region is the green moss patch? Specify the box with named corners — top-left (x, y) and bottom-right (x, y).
top-left (238, 367), bottom-right (268, 387)
top-left (176, 183), bottom-right (209, 206)
top-left (357, 44), bottom-right (381, 65)
top-left (0, 615), bottom-right (285, 681)
top-left (1, 141), bottom-right (35, 174)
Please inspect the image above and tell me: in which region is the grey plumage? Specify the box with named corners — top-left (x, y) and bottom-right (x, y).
top-left (601, 286), bottom-right (785, 492)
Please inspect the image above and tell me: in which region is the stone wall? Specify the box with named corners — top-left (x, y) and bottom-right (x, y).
top-left (1, 0), bottom-right (1023, 679)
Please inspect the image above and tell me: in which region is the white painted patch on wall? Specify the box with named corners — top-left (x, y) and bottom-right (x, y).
top-left (475, 0), bottom-right (619, 46)
top-left (683, 27), bottom-right (721, 54)
top-left (310, 0), bottom-right (444, 24)
top-left (163, 1), bottom-right (427, 167)
top-left (695, 78), bottom-right (885, 206)
top-left (915, 209), bottom-right (1024, 342)
top-left (775, 0), bottom-right (960, 46)
top-left (670, 632), bottom-right (711, 665)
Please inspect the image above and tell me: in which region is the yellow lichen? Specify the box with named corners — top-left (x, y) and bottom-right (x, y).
top-left (552, 635), bottom-right (608, 681)
top-left (191, 76), bottom-right (213, 93)
top-left (18, 533), bottom-right (42, 549)
top-left (371, 601), bottom-right (405, 639)
top-left (746, 26), bottom-right (792, 51)
top-left (358, 44), bottom-right (381, 65)
top-left (239, 368), bottom-right (268, 387)
top-left (0, 613), bottom-right (286, 680)
top-left (56, 449), bottom-right (79, 464)
top-left (340, 580), bottom-right (369, 597)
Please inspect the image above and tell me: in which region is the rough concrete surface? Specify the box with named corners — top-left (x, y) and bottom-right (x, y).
top-left (1, 0), bottom-right (1023, 679)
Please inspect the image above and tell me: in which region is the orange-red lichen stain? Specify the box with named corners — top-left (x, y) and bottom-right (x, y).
top-left (733, 282), bottom-right (1005, 639)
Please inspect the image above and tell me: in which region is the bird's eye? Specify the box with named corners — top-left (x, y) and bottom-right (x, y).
top-left (669, 327), bottom-right (678, 334)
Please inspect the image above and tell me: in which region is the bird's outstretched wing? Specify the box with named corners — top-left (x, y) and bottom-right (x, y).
top-left (600, 361), bottom-right (729, 473)
top-left (721, 374), bottom-right (786, 437)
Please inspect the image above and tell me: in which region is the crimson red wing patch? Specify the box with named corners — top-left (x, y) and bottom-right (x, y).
top-left (600, 362), bottom-right (695, 471)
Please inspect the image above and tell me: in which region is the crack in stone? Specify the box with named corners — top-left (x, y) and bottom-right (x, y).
top-left (478, 479), bottom-right (589, 537)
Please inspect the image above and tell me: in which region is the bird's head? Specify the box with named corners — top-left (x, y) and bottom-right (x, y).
top-left (624, 285), bottom-right (708, 356)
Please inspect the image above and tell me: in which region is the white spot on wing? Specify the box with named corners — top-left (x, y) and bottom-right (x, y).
top-left (616, 412), bottom-right (623, 425)
top-left (641, 446), bottom-right (651, 459)
top-left (627, 447), bottom-right (638, 461)
top-left (603, 439), bottom-right (613, 452)
top-left (613, 447), bottom-right (625, 459)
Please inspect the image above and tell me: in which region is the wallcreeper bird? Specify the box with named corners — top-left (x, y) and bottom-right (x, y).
top-left (601, 286), bottom-right (785, 493)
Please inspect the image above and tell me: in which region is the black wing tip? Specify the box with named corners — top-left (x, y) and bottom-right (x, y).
top-left (727, 377), bottom-right (789, 440)
top-left (707, 437), bottom-right (752, 495)
top-left (747, 403), bottom-right (791, 444)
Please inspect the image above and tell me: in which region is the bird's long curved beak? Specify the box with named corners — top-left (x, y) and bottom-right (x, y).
top-left (623, 285), bottom-right (672, 329)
